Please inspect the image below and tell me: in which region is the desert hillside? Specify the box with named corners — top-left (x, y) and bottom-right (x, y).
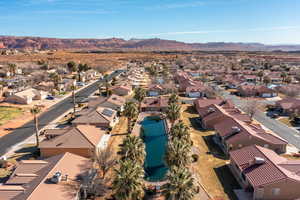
top-left (1, 36), bottom-right (300, 51)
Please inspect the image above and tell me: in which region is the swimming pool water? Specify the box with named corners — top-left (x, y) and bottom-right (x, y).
top-left (141, 116), bottom-right (168, 182)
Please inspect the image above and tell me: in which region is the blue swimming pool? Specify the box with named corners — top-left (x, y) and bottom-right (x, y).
top-left (141, 116), bottom-right (168, 182)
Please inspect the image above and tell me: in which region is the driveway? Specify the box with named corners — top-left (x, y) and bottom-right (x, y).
top-left (0, 70), bottom-right (125, 156)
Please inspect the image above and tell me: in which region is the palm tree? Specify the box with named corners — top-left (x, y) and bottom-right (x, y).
top-left (78, 63), bottom-right (90, 82)
top-left (123, 102), bottom-right (138, 133)
top-left (162, 166), bottom-right (197, 200)
top-left (165, 138), bottom-right (192, 168)
top-left (134, 87), bottom-right (146, 111)
top-left (257, 71), bottom-right (264, 82)
top-left (281, 72), bottom-right (287, 82)
top-left (168, 93), bottom-right (179, 104)
top-left (8, 63), bottom-right (17, 77)
top-left (102, 74), bottom-right (111, 97)
top-left (112, 160), bottom-right (145, 200)
top-left (120, 135), bottom-right (146, 165)
top-left (166, 103), bottom-right (181, 126)
top-left (263, 76), bottom-right (271, 85)
top-left (49, 72), bottom-right (61, 91)
top-left (30, 105), bottom-right (42, 147)
top-left (66, 61), bottom-right (77, 73)
top-left (169, 122), bottom-right (192, 145)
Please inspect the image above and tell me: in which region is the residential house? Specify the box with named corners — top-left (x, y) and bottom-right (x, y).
top-left (194, 98), bottom-right (230, 114)
top-left (84, 69), bottom-right (99, 80)
top-left (275, 98), bottom-right (300, 115)
top-left (185, 84), bottom-right (209, 98)
top-left (39, 125), bottom-right (106, 158)
top-left (237, 85), bottom-right (278, 98)
top-left (230, 145), bottom-right (300, 200)
top-left (5, 88), bottom-right (47, 104)
top-left (268, 72), bottom-right (282, 83)
top-left (34, 81), bottom-right (55, 92)
top-left (72, 107), bottom-right (118, 129)
top-left (0, 152), bottom-right (90, 200)
top-left (88, 94), bottom-right (125, 111)
top-left (57, 79), bottom-right (76, 92)
top-left (198, 103), bottom-right (251, 130)
top-left (214, 117), bottom-right (287, 155)
top-left (141, 96), bottom-right (169, 112)
top-left (147, 84), bottom-right (164, 97)
top-left (111, 85), bottom-right (132, 96)
top-left (241, 75), bottom-right (258, 83)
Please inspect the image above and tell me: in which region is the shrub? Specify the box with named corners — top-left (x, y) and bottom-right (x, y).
top-left (192, 154), bottom-right (199, 162)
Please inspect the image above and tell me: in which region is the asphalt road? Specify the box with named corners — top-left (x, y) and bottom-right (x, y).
top-left (0, 70), bottom-right (124, 156)
top-left (218, 88), bottom-right (300, 149)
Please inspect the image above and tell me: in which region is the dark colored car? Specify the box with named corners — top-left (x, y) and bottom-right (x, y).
top-left (46, 95), bottom-right (55, 100)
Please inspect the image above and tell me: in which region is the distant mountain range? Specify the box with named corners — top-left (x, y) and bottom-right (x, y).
top-left (1, 36), bottom-right (300, 51)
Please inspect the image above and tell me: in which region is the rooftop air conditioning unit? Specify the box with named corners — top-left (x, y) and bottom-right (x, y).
top-left (253, 157), bottom-right (265, 165)
top-left (231, 126), bottom-right (241, 134)
top-left (208, 107), bottom-right (216, 113)
top-left (51, 172), bottom-right (62, 184)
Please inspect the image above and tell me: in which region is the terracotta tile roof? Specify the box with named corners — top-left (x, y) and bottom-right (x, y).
top-left (194, 98), bottom-right (223, 112)
top-left (0, 152), bottom-right (91, 200)
top-left (148, 84), bottom-right (163, 91)
top-left (276, 98), bottom-right (300, 110)
top-left (214, 117), bottom-right (287, 145)
top-left (230, 145), bottom-right (300, 187)
top-left (194, 98), bottom-right (233, 115)
top-left (186, 84), bottom-right (208, 93)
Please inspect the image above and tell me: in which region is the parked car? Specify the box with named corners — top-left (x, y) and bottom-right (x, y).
top-left (77, 82), bottom-right (85, 86)
top-left (267, 112), bottom-right (279, 118)
top-left (46, 95), bottom-right (55, 100)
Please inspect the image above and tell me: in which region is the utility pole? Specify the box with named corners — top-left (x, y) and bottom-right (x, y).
top-left (72, 80), bottom-right (76, 117)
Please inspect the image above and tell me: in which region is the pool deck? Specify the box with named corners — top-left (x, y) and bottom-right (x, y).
top-left (132, 112), bottom-right (171, 137)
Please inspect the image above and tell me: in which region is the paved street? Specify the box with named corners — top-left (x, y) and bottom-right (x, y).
top-left (219, 88), bottom-right (300, 149)
top-left (0, 70), bottom-right (124, 156)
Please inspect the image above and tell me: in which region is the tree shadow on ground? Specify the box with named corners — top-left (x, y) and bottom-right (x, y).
top-left (188, 117), bottom-right (206, 131)
top-left (110, 133), bottom-right (128, 137)
top-left (214, 165), bottom-right (241, 200)
top-left (202, 135), bottom-right (227, 160)
top-left (10, 146), bottom-right (40, 161)
top-left (15, 146), bottom-right (36, 154)
top-left (185, 105), bottom-right (198, 114)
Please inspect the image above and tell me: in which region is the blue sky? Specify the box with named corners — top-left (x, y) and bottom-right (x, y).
top-left (0, 0), bottom-right (300, 44)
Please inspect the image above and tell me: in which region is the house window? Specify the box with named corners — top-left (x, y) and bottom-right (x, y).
top-left (272, 188), bottom-right (280, 196)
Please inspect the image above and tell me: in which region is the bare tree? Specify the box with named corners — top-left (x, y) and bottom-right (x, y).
top-left (94, 145), bottom-right (116, 179)
top-left (242, 100), bottom-right (260, 120)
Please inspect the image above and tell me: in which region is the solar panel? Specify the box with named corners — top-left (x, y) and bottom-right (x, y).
top-left (102, 108), bottom-right (114, 117)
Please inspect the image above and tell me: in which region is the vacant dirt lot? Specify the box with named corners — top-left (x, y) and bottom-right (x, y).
top-left (0, 50), bottom-right (176, 71)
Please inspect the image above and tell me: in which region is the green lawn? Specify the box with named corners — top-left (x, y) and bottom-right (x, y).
top-left (0, 106), bottom-right (24, 125)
